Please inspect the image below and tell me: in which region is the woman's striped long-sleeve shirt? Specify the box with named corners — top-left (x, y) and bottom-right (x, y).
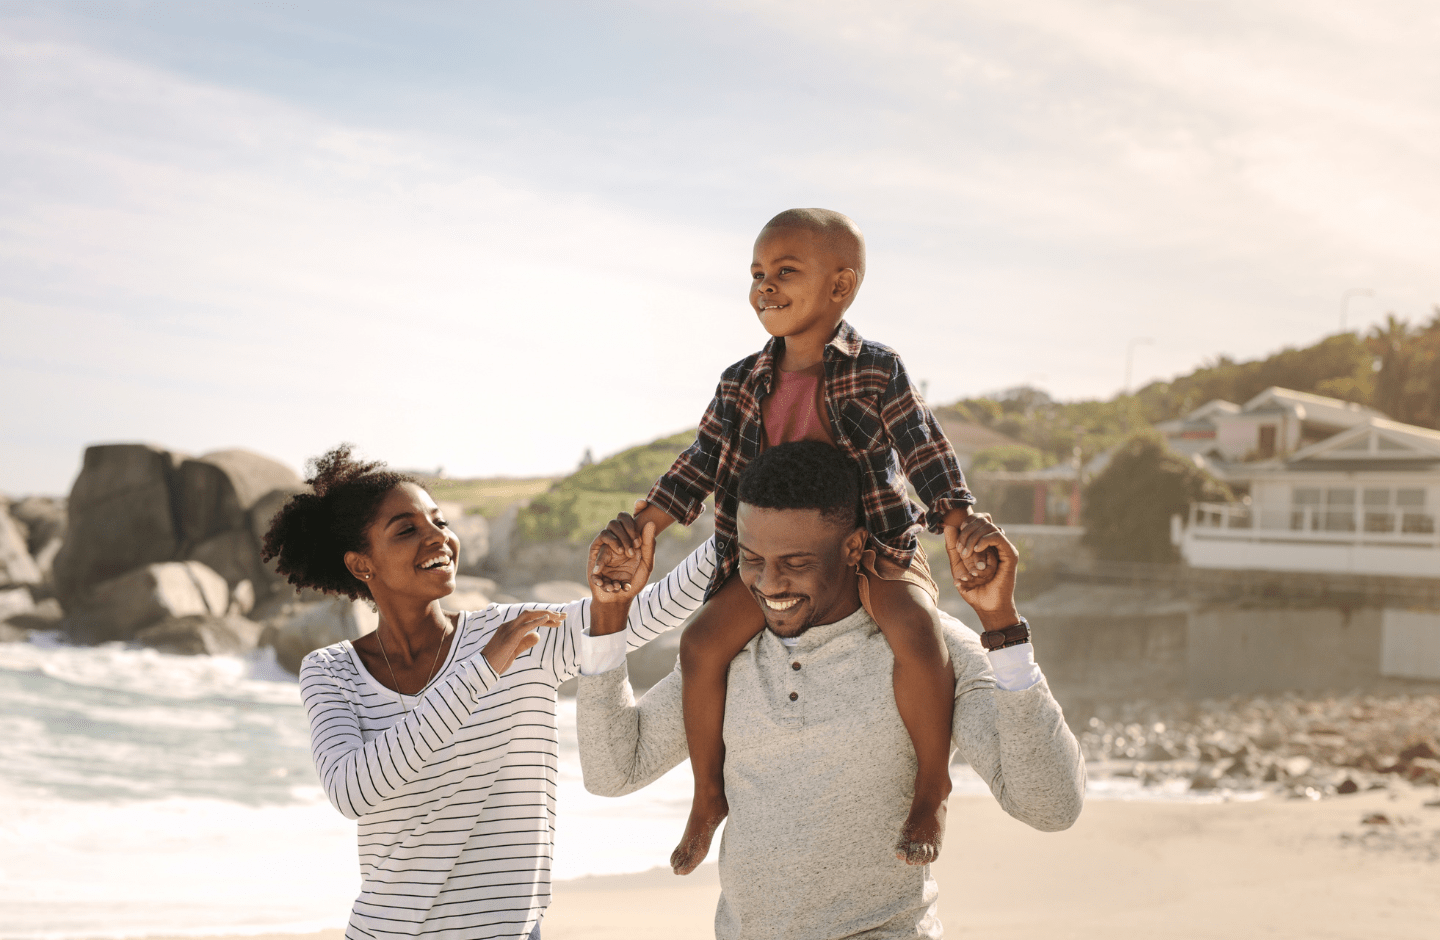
top-left (298, 539), bottom-right (716, 940)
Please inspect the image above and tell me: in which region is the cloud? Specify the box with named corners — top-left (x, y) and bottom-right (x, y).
top-left (0, 28), bottom-right (753, 491)
top-left (2, 2), bottom-right (1438, 492)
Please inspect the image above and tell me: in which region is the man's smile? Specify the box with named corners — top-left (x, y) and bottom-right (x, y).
top-left (758, 594), bottom-right (801, 611)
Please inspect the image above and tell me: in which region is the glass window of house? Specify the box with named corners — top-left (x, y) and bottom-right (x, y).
top-left (1398, 489), bottom-right (1434, 534)
top-left (1324, 487), bottom-right (1356, 532)
top-left (1291, 487), bottom-right (1321, 530)
top-left (1363, 488), bottom-right (1394, 533)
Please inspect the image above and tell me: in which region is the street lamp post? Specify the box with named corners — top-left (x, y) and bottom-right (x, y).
top-left (1124, 337), bottom-right (1154, 396)
top-left (1340, 288), bottom-right (1374, 333)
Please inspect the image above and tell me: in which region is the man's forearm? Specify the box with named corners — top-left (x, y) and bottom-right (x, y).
top-left (577, 667), bottom-right (689, 797)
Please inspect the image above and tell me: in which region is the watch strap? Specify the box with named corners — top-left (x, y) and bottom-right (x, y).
top-left (980, 617), bottom-right (1031, 651)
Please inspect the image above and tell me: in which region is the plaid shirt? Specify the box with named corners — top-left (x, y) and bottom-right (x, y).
top-left (646, 321), bottom-right (974, 596)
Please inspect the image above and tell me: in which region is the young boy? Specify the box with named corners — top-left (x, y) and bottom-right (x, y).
top-left (596, 208), bottom-right (996, 875)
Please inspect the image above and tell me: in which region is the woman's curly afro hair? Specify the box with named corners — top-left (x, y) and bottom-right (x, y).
top-left (260, 444), bottom-right (421, 601)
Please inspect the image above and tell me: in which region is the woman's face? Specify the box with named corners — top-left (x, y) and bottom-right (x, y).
top-left (352, 482), bottom-right (460, 604)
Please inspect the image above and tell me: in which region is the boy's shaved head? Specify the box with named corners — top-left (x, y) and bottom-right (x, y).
top-left (761, 208), bottom-right (866, 285)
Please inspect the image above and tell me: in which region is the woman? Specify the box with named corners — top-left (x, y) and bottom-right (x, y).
top-left (262, 446), bottom-right (714, 939)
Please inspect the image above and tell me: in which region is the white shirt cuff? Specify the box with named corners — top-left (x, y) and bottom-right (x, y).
top-left (579, 629), bottom-right (629, 676)
top-left (988, 643), bottom-right (1041, 692)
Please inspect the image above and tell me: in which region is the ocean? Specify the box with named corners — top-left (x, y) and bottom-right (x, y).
top-left (0, 633), bottom-right (1229, 939)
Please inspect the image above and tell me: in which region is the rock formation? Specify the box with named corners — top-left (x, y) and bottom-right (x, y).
top-left (65, 560), bottom-right (231, 644)
top-left (0, 442), bottom-right (314, 655)
top-left (263, 596), bottom-right (379, 674)
top-left (0, 502), bottom-right (42, 588)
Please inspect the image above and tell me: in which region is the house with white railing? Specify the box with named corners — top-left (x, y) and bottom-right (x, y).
top-left (1174, 394), bottom-right (1440, 577)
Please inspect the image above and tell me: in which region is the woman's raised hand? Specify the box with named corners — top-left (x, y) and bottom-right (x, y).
top-left (482, 610), bottom-right (564, 674)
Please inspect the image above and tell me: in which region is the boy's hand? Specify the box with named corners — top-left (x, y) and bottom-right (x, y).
top-left (588, 513), bottom-right (656, 603)
top-left (595, 498), bottom-right (650, 563)
top-left (594, 499), bottom-right (676, 566)
top-left (946, 518), bottom-right (1022, 630)
top-left (942, 507), bottom-right (1000, 590)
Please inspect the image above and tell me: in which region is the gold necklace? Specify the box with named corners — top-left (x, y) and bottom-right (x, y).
top-left (376, 621), bottom-right (450, 715)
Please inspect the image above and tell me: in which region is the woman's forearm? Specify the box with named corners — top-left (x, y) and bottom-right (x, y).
top-left (302, 655), bottom-right (498, 819)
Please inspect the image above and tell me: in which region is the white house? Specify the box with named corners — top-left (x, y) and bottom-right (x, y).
top-left (1156, 387), bottom-right (1383, 462)
top-left (1177, 411), bottom-right (1440, 579)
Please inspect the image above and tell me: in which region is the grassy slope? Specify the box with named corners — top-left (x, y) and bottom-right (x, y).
top-left (426, 477), bottom-right (557, 517)
top-left (514, 430), bottom-right (700, 544)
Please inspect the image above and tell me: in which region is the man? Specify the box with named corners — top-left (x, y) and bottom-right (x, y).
top-left (579, 441), bottom-right (1084, 939)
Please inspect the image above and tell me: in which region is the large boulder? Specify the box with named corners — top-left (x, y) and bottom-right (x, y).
top-left (440, 575), bottom-right (494, 614)
top-left (9, 495), bottom-right (66, 557)
top-left (177, 450), bottom-right (303, 592)
top-left (136, 614), bottom-right (265, 656)
top-left (0, 507), bottom-right (41, 588)
top-left (529, 581), bottom-right (589, 604)
top-left (53, 444), bottom-right (185, 609)
top-left (0, 586), bottom-right (35, 622)
top-left (66, 560), bottom-right (230, 643)
top-left (2, 597), bottom-right (62, 636)
top-left (264, 596), bottom-right (378, 674)
top-left (436, 502), bottom-right (490, 573)
top-left (4, 494), bottom-right (67, 590)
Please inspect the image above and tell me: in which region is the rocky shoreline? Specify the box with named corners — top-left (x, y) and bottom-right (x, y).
top-left (1079, 691), bottom-right (1440, 798)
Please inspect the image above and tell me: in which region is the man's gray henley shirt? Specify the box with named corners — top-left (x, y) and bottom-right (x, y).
top-left (577, 607), bottom-right (1085, 939)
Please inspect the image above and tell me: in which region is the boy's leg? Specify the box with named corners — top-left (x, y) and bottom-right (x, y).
top-left (864, 573), bottom-right (955, 866)
top-left (673, 573), bottom-right (766, 875)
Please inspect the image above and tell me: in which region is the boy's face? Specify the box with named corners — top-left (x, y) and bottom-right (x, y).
top-left (750, 226), bottom-right (855, 343)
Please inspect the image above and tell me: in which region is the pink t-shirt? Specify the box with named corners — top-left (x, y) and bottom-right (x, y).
top-left (762, 362), bottom-right (837, 449)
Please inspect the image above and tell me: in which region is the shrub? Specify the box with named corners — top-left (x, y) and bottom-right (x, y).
top-left (970, 444), bottom-right (1047, 473)
top-left (1081, 433), bottom-right (1231, 563)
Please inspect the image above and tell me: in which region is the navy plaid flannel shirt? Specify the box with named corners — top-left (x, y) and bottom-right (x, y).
top-left (646, 321), bottom-right (974, 597)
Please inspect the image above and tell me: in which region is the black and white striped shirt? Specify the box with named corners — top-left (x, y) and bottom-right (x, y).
top-left (299, 540), bottom-right (715, 939)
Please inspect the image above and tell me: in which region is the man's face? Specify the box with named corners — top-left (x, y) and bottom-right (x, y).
top-left (736, 502), bottom-right (865, 638)
top-left (749, 227), bottom-right (849, 342)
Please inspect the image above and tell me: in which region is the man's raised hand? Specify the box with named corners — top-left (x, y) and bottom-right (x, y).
top-left (944, 516), bottom-right (1021, 626)
top-left (942, 509), bottom-right (1001, 592)
top-left (588, 510), bottom-right (656, 604)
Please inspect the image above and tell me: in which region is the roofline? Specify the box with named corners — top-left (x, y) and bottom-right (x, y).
top-left (1287, 416), bottom-right (1440, 462)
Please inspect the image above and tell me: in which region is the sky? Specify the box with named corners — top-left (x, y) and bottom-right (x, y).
top-left (2, 0), bottom-right (1438, 494)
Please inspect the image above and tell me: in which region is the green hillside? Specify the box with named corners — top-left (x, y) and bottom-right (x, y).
top-left (947, 313), bottom-right (1440, 466)
top-left (508, 313), bottom-right (1440, 543)
top-left (514, 430), bottom-right (699, 544)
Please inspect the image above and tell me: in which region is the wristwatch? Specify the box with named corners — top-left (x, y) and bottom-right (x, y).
top-left (980, 616), bottom-right (1030, 651)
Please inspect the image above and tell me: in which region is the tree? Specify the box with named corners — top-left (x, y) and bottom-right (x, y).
top-left (1081, 433), bottom-right (1232, 564)
top-left (1370, 310), bottom-right (1440, 429)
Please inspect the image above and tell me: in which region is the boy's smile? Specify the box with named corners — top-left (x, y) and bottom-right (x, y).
top-left (750, 226), bottom-right (858, 363)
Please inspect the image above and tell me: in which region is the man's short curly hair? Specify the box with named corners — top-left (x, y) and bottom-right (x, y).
top-left (735, 441), bottom-right (862, 530)
top-left (260, 444), bottom-right (421, 601)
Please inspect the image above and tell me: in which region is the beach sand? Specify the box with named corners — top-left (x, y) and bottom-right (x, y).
top-left (154, 786), bottom-right (1437, 940)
